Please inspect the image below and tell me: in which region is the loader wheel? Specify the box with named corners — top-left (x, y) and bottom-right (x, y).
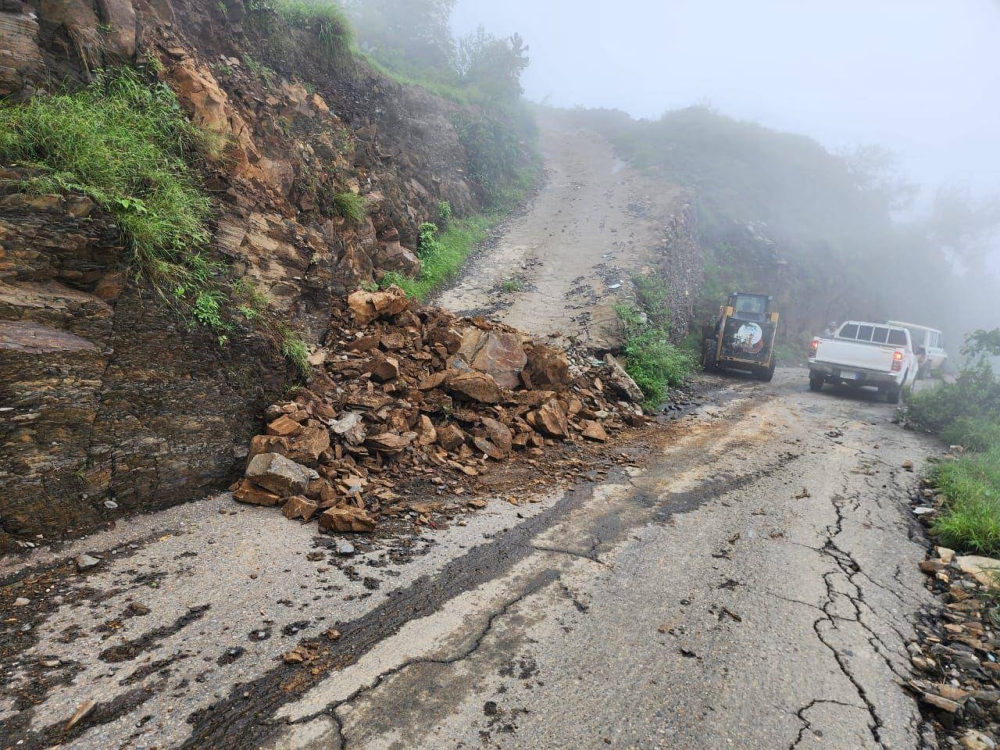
top-left (756, 360), bottom-right (776, 382)
top-left (702, 338), bottom-right (718, 371)
top-left (809, 374), bottom-right (824, 392)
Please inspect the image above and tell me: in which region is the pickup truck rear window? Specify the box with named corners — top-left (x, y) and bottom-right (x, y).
top-left (872, 327), bottom-right (889, 344)
top-left (888, 329), bottom-right (907, 346)
top-left (858, 325), bottom-right (874, 341)
top-left (840, 324), bottom-right (859, 339)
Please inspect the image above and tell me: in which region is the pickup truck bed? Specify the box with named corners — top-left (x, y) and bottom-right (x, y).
top-left (808, 321), bottom-right (918, 403)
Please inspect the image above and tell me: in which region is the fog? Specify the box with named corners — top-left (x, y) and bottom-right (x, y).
top-left (452, 0), bottom-right (1000, 201)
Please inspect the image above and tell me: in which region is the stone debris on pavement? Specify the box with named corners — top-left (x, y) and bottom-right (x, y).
top-left (231, 288), bottom-right (648, 532)
top-left (910, 482), bottom-right (1000, 749)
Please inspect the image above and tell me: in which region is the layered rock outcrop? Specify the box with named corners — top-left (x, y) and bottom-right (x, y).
top-left (0, 0), bottom-right (495, 549)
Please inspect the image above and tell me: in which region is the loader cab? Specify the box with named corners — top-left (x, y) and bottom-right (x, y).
top-left (703, 292), bottom-right (780, 382)
top-left (727, 293), bottom-right (775, 323)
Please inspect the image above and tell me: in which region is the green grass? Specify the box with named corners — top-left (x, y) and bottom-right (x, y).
top-left (932, 445), bottom-right (1000, 555)
top-left (254, 0), bottom-right (352, 55)
top-left (615, 274), bottom-right (695, 410)
top-left (0, 69), bottom-right (214, 287)
top-left (280, 327), bottom-right (311, 378)
top-left (381, 214), bottom-right (494, 300)
top-left (332, 191), bottom-right (367, 224)
top-left (501, 278), bottom-right (523, 293)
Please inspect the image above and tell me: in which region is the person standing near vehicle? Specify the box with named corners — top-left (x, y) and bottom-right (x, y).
top-left (821, 321), bottom-right (838, 339)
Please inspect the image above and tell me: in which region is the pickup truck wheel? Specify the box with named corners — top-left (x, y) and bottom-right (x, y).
top-left (885, 385), bottom-right (902, 405)
top-left (808, 374), bottom-right (824, 392)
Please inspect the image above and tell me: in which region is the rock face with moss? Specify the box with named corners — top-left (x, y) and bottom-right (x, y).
top-left (0, 0), bottom-right (534, 550)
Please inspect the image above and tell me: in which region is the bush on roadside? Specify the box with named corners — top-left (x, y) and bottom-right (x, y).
top-left (616, 274), bottom-right (695, 410)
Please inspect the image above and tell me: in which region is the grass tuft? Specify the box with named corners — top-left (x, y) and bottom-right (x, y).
top-left (381, 215), bottom-right (494, 300)
top-left (332, 191), bottom-right (367, 224)
top-left (932, 446), bottom-right (1000, 555)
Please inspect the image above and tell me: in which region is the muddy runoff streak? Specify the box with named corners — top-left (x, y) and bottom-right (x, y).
top-left (178, 395), bottom-right (772, 749)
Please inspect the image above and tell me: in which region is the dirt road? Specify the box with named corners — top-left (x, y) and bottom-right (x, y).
top-left (0, 124), bottom-right (940, 750)
top-left (435, 115), bottom-right (695, 348)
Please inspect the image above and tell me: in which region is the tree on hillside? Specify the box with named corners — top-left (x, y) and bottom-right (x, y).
top-left (456, 27), bottom-right (530, 101)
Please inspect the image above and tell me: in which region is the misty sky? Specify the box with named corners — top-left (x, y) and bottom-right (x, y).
top-left (452, 0), bottom-right (1000, 199)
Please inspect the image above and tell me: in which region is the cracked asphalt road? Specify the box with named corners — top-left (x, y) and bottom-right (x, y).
top-left (259, 370), bottom-right (937, 750)
top-left (0, 371), bottom-right (938, 749)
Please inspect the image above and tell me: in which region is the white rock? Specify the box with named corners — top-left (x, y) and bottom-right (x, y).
top-left (13, 597), bottom-right (29, 607)
top-left (961, 729), bottom-right (996, 750)
top-left (955, 556), bottom-right (1000, 587)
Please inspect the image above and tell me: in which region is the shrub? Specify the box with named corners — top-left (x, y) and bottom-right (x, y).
top-left (615, 273), bottom-right (695, 409)
top-left (0, 68), bottom-right (213, 285)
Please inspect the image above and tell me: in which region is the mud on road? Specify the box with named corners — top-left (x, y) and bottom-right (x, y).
top-left (0, 369), bottom-right (939, 749)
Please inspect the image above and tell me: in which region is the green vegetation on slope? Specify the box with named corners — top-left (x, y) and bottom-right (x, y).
top-left (0, 68), bottom-right (214, 286)
top-left (381, 215), bottom-right (494, 300)
top-left (616, 274), bottom-right (695, 410)
top-left (908, 330), bottom-right (1000, 555)
top-left (250, 0), bottom-right (353, 55)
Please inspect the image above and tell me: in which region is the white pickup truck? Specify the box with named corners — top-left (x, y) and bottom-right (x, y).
top-left (808, 321), bottom-right (919, 403)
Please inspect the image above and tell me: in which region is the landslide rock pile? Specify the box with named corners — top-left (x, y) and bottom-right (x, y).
top-left (910, 483), bottom-right (1000, 750)
top-left (232, 287), bottom-right (646, 532)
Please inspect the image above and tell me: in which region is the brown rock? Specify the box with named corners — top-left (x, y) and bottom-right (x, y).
top-left (286, 427), bottom-right (331, 467)
top-left (371, 356), bottom-right (400, 382)
top-left (418, 371), bottom-right (449, 390)
top-left (526, 345), bottom-right (571, 387)
top-left (320, 507), bottom-right (376, 533)
top-left (474, 437), bottom-right (505, 460)
top-left (282, 496), bottom-right (319, 522)
top-left (349, 333), bottom-right (381, 352)
top-left (266, 414), bottom-right (302, 437)
top-left (581, 420), bottom-right (609, 442)
top-left (461, 330), bottom-right (527, 389)
top-left (481, 418), bottom-right (513, 454)
top-left (249, 434), bottom-right (291, 459)
top-left (447, 371), bottom-right (502, 404)
top-left (347, 287), bottom-right (409, 325)
top-left (245, 453), bottom-right (312, 496)
top-left (530, 400), bottom-right (569, 438)
top-left (417, 415), bottom-right (437, 446)
top-left (365, 432), bottom-right (414, 455)
top-left (437, 423), bottom-right (467, 452)
top-left (921, 692), bottom-right (962, 713)
top-left (233, 479), bottom-right (282, 507)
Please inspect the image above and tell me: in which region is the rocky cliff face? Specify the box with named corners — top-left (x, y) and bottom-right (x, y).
top-left (0, 0), bottom-right (491, 550)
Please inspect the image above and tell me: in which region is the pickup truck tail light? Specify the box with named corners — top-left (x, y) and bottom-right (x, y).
top-left (808, 338), bottom-right (819, 358)
top-left (891, 351), bottom-right (904, 372)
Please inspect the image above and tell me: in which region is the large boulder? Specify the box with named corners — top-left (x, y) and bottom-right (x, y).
top-left (604, 354), bottom-right (645, 403)
top-left (525, 344), bottom-right (571, 388)
top-left (347, 286), bottom-right (409, 325)
top-left (245, 453), bottom-right (312, 496)
top-left (446, 370), bottom-right (503, 404)
top-left (460, 329), bottom-right (527, 389)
